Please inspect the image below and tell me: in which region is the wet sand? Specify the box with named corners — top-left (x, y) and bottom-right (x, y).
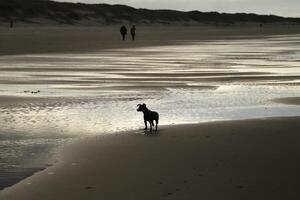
top-left (1, 26), bottom-right (300, 97)
top-left (1, 117), bottom-right (300, 200)
top-left (1, 25), bottom-right (300, 56)
top-left (273, 97), bottom-right (300, 105)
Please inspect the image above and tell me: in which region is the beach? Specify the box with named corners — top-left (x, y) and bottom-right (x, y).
top-left (1, 25), bottom-right (300, 56)
top-left (0, 25), bottom-right (300, 199)
top-left (1, 117), bottom-right (300, 200)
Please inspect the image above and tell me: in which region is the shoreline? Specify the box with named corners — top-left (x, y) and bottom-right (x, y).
top-left (1, 117), bottom-right (300, 199)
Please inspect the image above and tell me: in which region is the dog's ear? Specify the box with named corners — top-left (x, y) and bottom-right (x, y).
top-left (143, 104), bottom-right (146, 107)
top-left (137, 104), bottom-right (141, 107)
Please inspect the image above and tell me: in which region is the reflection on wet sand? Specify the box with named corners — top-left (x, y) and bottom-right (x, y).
top-left (0, 34), bottom-right (300, 135)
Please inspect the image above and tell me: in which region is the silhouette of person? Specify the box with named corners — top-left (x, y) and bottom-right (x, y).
top-left (120, 25), bottom-right (127, 41)
top-left (130, 25), bottom-right (136, 41)
top-left (10, 18), bottom-right (14, 28)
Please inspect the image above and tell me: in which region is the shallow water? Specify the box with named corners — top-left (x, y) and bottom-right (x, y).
top-left (0, 34), bottom-right (300, 190)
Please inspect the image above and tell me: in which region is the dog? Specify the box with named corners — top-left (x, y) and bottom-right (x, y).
top-left (137, 104), bottom-right (159, 132)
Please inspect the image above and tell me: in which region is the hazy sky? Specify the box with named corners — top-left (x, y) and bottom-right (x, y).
top-left (55, 0), bottom-right (300, 17)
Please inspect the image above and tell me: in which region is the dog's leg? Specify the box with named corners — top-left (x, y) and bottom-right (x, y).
top-left (144, 120), bottom-right (147, 130)
top-left (150, 121), bottom-right (154, 132)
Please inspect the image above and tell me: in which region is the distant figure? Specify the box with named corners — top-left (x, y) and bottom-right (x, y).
top-left (130, 25), bottom-right (136, 41)
top-left (10, 18), bottom-right (14, 28)
top-left (120, 25), bottom-right (127, 41)
top-left (137, 104), bottom-right (159, 132)
top-left (24, 90), bottom-right (40, 94)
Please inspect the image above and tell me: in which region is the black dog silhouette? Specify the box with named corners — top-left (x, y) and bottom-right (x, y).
top-left (137, 104), bottom-right (159, 132)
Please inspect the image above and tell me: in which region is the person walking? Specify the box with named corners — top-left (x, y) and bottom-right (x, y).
top-left (120, 25), bottom-right (127, 41)
top-left (130, 25), bottom-right (136, 41)
top-left (9, 18), bottom-right (14, 28)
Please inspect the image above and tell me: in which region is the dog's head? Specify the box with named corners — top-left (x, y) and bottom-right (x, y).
top-left (137, 104), bottom-right (147, 112)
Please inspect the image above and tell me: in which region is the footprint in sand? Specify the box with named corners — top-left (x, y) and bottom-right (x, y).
top-left (85, 186), bottom-right (94, 190)
top-left (236, 185), bottom-right (245, 189)
top-left (162, 192), bottom-right (173, 197)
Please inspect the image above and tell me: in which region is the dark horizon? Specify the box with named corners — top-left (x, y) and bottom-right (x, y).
top-left (1, 0), bottom-right (299, 26)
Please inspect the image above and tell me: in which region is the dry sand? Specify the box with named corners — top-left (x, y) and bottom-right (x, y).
top-left (1, 117), bottom-right (300, 200)
top-left (1, 25), bottom-right (300, 56)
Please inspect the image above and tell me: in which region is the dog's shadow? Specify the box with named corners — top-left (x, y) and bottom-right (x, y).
top-left (135, 129), bottom-right (160, 136)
